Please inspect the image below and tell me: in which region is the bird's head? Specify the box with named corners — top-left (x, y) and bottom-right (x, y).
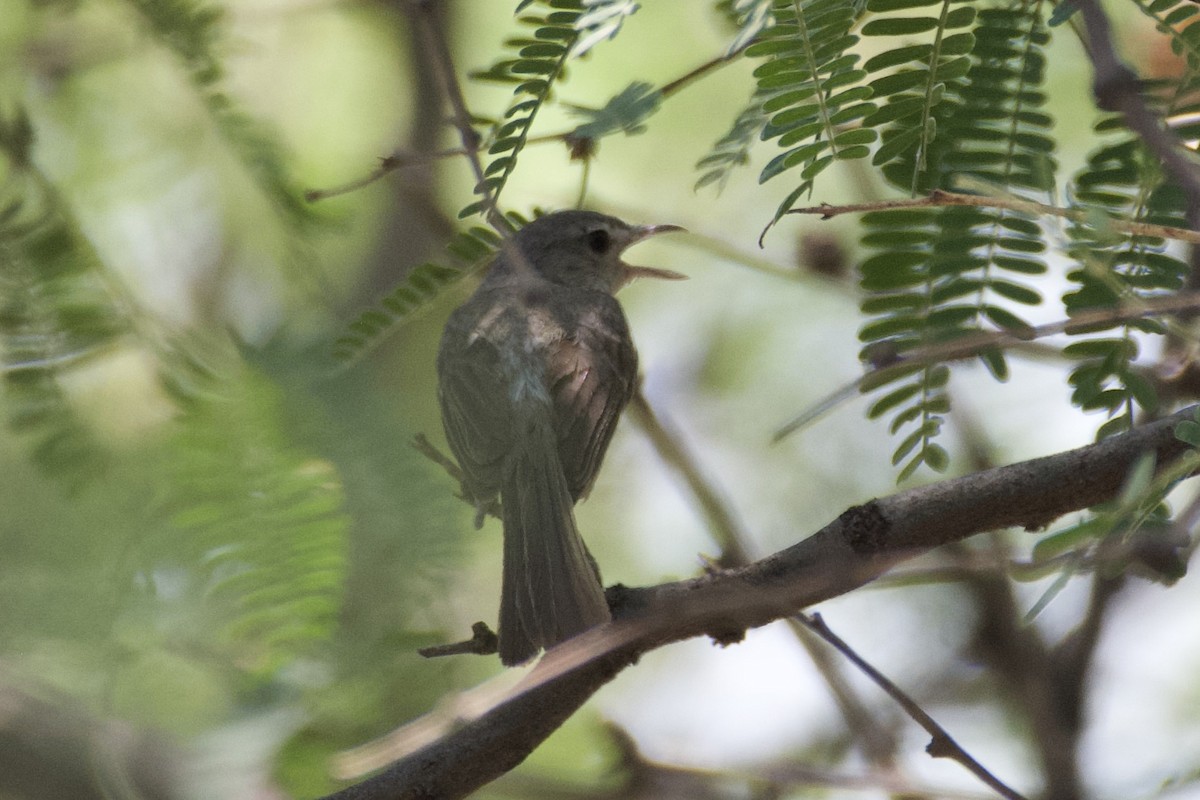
top-left (496, 210), bottom-right (685, 294)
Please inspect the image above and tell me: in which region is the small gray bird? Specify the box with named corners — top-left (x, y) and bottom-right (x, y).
top-left (437, 210), bottom-right (684, 665)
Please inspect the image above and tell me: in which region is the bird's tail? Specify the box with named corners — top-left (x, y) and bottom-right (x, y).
top-left (498, 425), bottom-right (611, 666)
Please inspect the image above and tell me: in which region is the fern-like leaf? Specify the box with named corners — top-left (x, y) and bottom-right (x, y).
top-left (567, 81), bottom-right (662, 139)
top-left (747, 0), bottom-right (876, 210)
top-left (464, 2), bottom-right (586, 218)
top-left (719, 0), bottom-right (778, 55)
top-left (856, 0), bottom-right (1055, 478)
top-left (127, 0), bottom-right (224, 85)
top-left (1065, 131), bottom-right (1187, 437)
top-left (161, 358), bottom-right (348, 669)
top-left (0, 114), bottom-right (128, 489)
top-left (129, 0), bottom-right (319, 238)
top-left (332, 226), bottom-right (505, 363)
top-left (696, 97), bottom-right (769, 190)
top-left (572, 0), bottom-right (641, 57)
top-left (861, 0), bottom-right (976, 194)
top-left (1137, 0), bottom-right (1200, 70)
top-left (1057, 0), bottom-right (1200, 438)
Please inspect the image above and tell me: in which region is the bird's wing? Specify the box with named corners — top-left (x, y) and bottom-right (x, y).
top-left (436, 305), bottom-right (516, 501)
top-left (546, 295), bottom-right (638, 500)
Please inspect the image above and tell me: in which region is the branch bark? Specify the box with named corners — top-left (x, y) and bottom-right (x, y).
top-left (322, 405), bottom-right (1199, 800)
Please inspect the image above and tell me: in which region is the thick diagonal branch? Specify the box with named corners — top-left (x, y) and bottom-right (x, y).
top-left (323, 406), bottom-right (1198, 800)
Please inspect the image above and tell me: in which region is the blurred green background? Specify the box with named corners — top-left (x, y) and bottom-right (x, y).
top-left (3, 1), bottom-right (1200, 799)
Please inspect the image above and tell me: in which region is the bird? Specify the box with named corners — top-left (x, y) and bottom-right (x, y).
top-left (436, 210), bottom-right (684, 665)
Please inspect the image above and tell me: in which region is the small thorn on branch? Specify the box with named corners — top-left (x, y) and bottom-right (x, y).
top-left (418, 622), bottom-right (499, 659)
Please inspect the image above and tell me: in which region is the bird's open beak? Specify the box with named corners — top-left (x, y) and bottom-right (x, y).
top-left (621, 223), bottom-right (687, 283)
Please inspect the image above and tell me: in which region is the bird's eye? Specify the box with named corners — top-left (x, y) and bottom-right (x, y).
top-left (586, 228), bottom-right (611, 254)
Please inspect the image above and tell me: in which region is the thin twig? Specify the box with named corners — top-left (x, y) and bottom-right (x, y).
top-left (627, 389), bottom-right (753, 566)
top-left (658, 50), bottom-right (744, 97)
top-left (495, 724), bottom-right (998, 800)
top-left (407, 0), bottom-right (504, 232)
top-left (306, 149), bottom-right (467, 202)
top-left (1074, 0), bottom-right (1200, 383)
top-left (418, 621), bottom-right (499, 658)
top-left (774, 292), bottom-right (1200, 442)
top-left (304, 47), bottom-right (743, 206)
top-left (785, 619), bottom-right (902, 768)
top-left (783, 188), bottom-right (1200, 245)
top-left (797, 613), bottom-right (1029, 800)
top-left (628, 390), bottom-right (902, 774)
top-left (958, 546), bottom-right (1083, 799)
top-left (527, 52), bottom-right (744, 147)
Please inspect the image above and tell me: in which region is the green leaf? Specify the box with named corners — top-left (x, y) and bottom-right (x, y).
top-left (1023, 565), bottom-right (1077, 623)
top-left (568, 81), bottom-right (662, 139)
top-left (872, 126), bottom-right (923, 165)
top-left (989, 280), bottom-right (1042, 305)
top-left (864, 43), bottom-right (933, 72)
top-left (924, 442), bottom-right (949, 471)
top-left (333, 227), bottom-right (506, 363)
top-left (571, 0), bottom-right (640, 57)
top-left (1175, 418), bottom-right (1200, 448)
top-left (977, 348), bottom-right (1008, 381)
top-left (868, 382), bottom-right (923, 419)
top-left (1033, 517), bottom-right (1108, 561)
top-left (463, 3), bottom-right (581, 217)
top-left (1048, 0), bottom-right (1080, 26)
top-left (1122, 370), bottom-right (1158, 410)
top-left (724, 0), bottom-right (777, 55)
top-left (696, 98), bottom-right (768, 191)
top-left (1117, 452), bottom-right (1157, 509)
top-left (862, 17), bottom-right (940, 36)
top-left (867, 0), bottom-right (938, 11)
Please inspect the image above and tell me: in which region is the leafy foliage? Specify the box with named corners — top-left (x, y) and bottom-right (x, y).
top-left (696, 97), bottom-right (768, 191)
top-left (1063, 130), bottom-right (1187, 439)
top-left (698, 0), bottom-right (1073, 475)
top-left (745, 0), bottom-right (876, 210)
top-left (8, 0), bottom-right (1200, 794)
top-left (719, 0), bottom-right (778, 55)
top-left (332, 226), bottom-right (504, 363)
top-left (567, 81), bottom-right (662, 139)
top-left (128, 0), bottom-right (224, 83)
top-left (0, 3), bottom-right (356, 725)
top-left (860, 0), bottom-right (977, 194)
top-left (1136, 0), bottom-right (1200, 65)
top-left (0, 114), bottom-right (125, 490)
top-left (573, 0), bottom-right (642, 57)
top-left (466, 1), bottom-right (587, 218)
top-left (1053, 0), bottom-right (1200, 440)
top-left (855, 1), bottom-right (1054, 477)
top-left (465, 0), bottom-right (648, 219)
top-left (128, 0), bottom-right (318, 239)
top-left (155, 355), bottom-right (349, 670)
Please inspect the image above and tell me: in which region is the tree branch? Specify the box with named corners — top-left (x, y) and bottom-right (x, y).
top-left (628, 389), bottom-right (905, 772)
top-left (321, 406), bottom-right (1199, 800)
top-left (1075, 0), bottom-right (1200, 225)
top-left (783, 189), bottom-right (1200, 245)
